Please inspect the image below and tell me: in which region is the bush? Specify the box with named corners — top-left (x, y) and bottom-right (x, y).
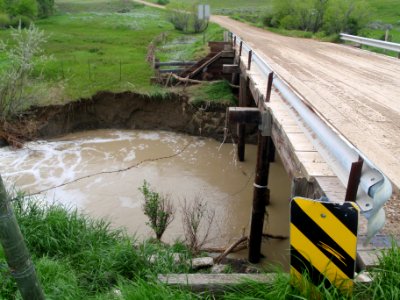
top-left (139, 180), bottom-right (174, 241)
top-left (0, 23), bottom-right (46, 120)
top-left (0, 12), bottom-right (10, 28)
top-left (15, 0), bottom-right (38, 19)
top-left (181, 197), bottom-right (215, 254)
top-left (10, 14), bottom-right (33, 27)
top-left (37, 0), bottom-right (54, 18)
top-left (167, 9), bottom-right (190, 32)
top-left (156, 0), bottom-right (169, 5)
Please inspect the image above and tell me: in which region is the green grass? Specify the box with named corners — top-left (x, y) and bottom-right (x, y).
top-left (0, 0), bottom-right (223, 106)
top-left (188, 80), bottom-right (238, 107)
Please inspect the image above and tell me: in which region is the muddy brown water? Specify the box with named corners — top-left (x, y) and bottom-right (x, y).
top-left (0, 129), bottom-right (290, 268)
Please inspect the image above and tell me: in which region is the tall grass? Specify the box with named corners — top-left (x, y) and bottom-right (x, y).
top-left (1, 193), bottom-right (400, 299)
top-left (0, 194), bottom-right (193, 299)
top-left (362, 241), bottom-right (400, 299)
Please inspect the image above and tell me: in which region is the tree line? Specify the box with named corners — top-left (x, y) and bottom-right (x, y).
top-left (0, 0), bottom-right (54, 28)
top-left (265, 0), bottom-right (370, 35)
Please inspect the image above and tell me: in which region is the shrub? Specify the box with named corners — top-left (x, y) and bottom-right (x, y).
top-left (167, 9), bottom-right (190, 32)
top-left (10, 14), bottom-right (33, 27)
top-left (15, 0), bottom-right (38, 19)
top-left (139, 180), bottom-right (175, 241)
top-left (37, 0), bottom-right (54, 18)
top-left (323, 0), bottom-right (370, 34)
top-left (181, 196), bottom-right (215, 254)
top-left (0, 12), bottom-right (10, 28)
top-left (0, 23), bottom-right (47, 120)
top-left (156, 0), bottom-right (169, 5)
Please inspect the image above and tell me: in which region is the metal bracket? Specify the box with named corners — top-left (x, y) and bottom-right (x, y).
top-left (259, 111), bottom-right (272, 136)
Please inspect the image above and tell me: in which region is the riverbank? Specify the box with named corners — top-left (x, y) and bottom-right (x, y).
top-left (0, 89), bottom-right (241, 148)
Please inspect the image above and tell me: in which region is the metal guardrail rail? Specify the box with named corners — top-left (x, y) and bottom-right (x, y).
top-left (231, 32), bottom-right (393, 242)
top-left (340, 33), bottom-right (400, 53)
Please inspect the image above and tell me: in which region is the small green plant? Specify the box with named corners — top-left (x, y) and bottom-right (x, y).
top-left (139, 180), bottom-right (175, 241)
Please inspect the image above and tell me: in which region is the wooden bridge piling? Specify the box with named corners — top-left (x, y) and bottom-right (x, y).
top-left (248, 131), bottom-right (271, 263)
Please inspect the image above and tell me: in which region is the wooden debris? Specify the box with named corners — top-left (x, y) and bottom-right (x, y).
top-left (215, 236), bottom-right (248, 264)
top-left (158, 273), bottom-right (276, 293)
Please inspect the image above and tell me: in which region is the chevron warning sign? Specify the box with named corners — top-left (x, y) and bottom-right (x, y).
top-left (290, 197), bottom-right (359, 292)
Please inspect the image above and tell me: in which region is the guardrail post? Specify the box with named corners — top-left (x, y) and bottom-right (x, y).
top-left (248, 50), bottom-right (252, 70)
top-left (237, 75), bottom-right (249, 161)
top-left (265, 72), bottom-right (275, 163)
top-left (345, 157), bottom-right (364, 202)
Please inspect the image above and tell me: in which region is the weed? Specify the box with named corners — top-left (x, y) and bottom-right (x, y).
top-left (181, 196), bottom-right (215, 254)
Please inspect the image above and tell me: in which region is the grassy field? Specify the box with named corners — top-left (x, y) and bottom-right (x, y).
top-left (0, 0), bottom-right (223, 105)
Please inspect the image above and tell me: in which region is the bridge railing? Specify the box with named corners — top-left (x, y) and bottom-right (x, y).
top-left (340, 33), bottom-right (400, 56)
top-left (230, 32), bottom-right (392, 241)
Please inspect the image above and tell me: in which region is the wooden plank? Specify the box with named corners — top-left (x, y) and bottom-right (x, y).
top-left (314, 176), bottom-right (346, 203)
top-left (223, 64), bottom-right (240, 74)
top-left (159, 69), bottom-right (184, 74)
top-left (220, 51), bottom-right (235, 58)
top-left (228, 107), bottom-right (260, 124)
top-left (271, 119), bottom-right (303, 179)
top-left (286, 133), bottom-right (316, 152)
top-left (155, 61), bottom-right (196, 67)
top-left (158, 273), bottom-right (276, 293)
top-left (188, 52), bottom-right (222, 79)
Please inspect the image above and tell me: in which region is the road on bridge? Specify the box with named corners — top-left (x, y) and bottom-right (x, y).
top-left (212, 16), bottom-right (400, 191)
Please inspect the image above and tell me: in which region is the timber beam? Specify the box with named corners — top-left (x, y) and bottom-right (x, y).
top-left (227, 107), bottom-right (260, 124)
top-left (223, 64), bottom-right (240, 74)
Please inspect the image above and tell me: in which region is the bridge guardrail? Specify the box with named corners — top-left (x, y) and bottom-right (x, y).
top-left (340, 33), bottom-right (400, 54)
top-left (230, 32), bottom-right (393, 242)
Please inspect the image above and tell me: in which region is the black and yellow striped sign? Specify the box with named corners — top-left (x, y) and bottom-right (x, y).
top-left (290, 197), bottom-right (359, 292)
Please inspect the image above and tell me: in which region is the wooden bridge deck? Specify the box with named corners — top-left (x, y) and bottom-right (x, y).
top-left (213, 16), bottom-right (400, 190)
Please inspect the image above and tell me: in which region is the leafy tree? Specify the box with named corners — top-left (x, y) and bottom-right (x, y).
top-left (14, 0), bottom-right (38, 19)
top-left (36, 0), bottom-right (53, 18)
top-left (324, 0), bottom-right (370, 34)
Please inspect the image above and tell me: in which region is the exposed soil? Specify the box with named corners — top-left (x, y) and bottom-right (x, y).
top-left (0, 91), bottom-right (232, 146)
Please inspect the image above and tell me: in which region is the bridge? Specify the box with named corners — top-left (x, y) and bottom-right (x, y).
top-left (213, 16), bottom-right (400, 264)
top-left (136, 0), bottom-right (400, 270)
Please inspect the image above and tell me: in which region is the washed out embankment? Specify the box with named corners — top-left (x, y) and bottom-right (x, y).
top-left (0, 91), bottom-right (233, 146)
